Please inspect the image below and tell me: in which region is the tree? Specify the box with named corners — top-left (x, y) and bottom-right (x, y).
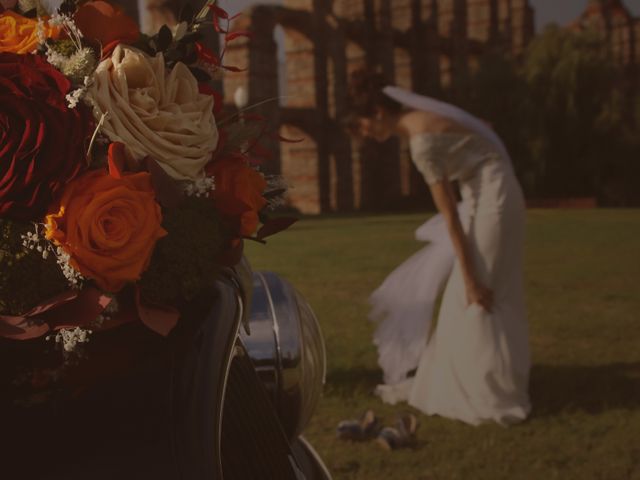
top-left (521, 25), bottom-right (630, 200)
top-left (454, 52), bottom-right (532, 193)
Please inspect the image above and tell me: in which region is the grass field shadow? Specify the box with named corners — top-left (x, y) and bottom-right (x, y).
top-left (326, 366), bottom-right (382, 396)
top-left (326, 363), bottom-right (640, 415)
top-left (530, 362), bottom-right (640, 417)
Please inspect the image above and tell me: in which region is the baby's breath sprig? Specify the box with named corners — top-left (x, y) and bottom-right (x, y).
top-left (44, 5), bottom-right (99, 84)
top-left (66, 75), bottom-right (92, 108)
top-left (21, 223), bottom-right (84, 288)
top-left (184, 176), bottom-right (216, 198)
top-left (35, 17), bottom-right (47, 47)
top-left (21, 223), bottom-right (51, 260)
top-left (54, 246), bottom-right (84, 288)
top-left (49, 10), bottom-right (83, 52)
top-left (47, 326), bottom-right (92, 353)
top-left (46, 40), bottom-right (97, 85)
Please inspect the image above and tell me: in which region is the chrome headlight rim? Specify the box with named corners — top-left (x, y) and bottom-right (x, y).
top-left (241, 271), bottom-right (326, 439)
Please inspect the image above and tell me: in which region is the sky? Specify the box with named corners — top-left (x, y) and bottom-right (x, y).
top-left (218, 0), bottom-right (640, 31)
top-left (533, 0), bottom-right (640, 30)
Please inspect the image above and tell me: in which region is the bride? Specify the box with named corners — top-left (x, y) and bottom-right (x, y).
top-left (348, 70), bottom-right (531, 426)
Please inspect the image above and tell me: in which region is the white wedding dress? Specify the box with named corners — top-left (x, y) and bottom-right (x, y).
top-left (370, 123), bottom-right (531, 425)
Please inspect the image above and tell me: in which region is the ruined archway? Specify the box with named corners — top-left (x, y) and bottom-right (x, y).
top-left (222, 0), bottom-right (535, 213)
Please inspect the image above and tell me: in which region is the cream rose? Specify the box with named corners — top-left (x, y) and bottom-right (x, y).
top-left (87, 44), bottom-right (218, 180)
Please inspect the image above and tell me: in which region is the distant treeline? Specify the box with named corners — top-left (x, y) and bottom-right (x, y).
top-left (451, 25), bottom-right (640, 207)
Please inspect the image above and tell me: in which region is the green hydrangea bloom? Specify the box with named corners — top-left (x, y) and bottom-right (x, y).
top-left (0, 219), bottom-right (68, 316)
top-left (139, 197), bottom-right (231, 307)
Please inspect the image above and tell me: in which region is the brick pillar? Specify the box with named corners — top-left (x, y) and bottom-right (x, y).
top-left (335, 0), bottom-right (367, 210)
top-left (248, 7), bottom-right (281, 174)
top-left (390, 0), bottom-right (416, 203)
top-left (223, 8), bottom-right (280, 177)
top-left (501, 0), bottom-right (535, 55)
top-left (277, 2), bottom-right (326, 213)
top-left (311, 0), bottom-right (332, 213)
top-left (323, 3), bottom-right (355, 212)
top-left (489, 0), bottom-right (501, 44)
top-left (452, 0), bottom-right (470, 95)
top-left (279, 124), bottom-right (322, 214)
top-left (279, 24), bottom-right (323, 215)
top-left (358, 0), bottom-right (402, 210)
top-left (423, 0), bottom-right (444, 95)
top-left (222, 14), bottom-right (250, 112)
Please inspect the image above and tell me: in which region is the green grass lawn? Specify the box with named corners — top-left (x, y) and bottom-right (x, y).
top-left (245, 209), bottom-right (640, 480)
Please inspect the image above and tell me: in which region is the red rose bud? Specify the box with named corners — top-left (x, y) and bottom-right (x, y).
top-left (74, 1), bottom-right (140, 57)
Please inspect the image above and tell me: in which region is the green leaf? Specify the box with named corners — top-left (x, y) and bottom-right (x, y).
top-left (256, 217), bottom-right (298, 241)
top-left (183, 43), bottom-right (198, 64)
top-left (156, 25), bottom-right (173, 52)
top-left (179, 32), bottom-right (204, 44)
top-left (189, 67), bottom-right (212, 82)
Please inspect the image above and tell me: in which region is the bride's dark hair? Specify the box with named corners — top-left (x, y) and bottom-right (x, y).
top-left (346, 68), bottom-right (403, 117)
top-left (343, 69), bottom-right (403, 136)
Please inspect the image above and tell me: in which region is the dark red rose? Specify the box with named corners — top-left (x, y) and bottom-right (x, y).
top-left (0, 53), bottom-right (94, 220)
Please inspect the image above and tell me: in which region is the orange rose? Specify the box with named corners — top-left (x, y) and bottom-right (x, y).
top-left (207, 157), bottom-right (267, 236)
top-left (74, 1), bottom-right (140, 55)
top-left (0, 10), bottom-right (58, 54)
top-left (45, 148), bottom-right (167, 292)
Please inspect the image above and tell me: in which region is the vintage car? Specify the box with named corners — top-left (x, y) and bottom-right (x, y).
top-left (0, 265), bottom-right (331, 479)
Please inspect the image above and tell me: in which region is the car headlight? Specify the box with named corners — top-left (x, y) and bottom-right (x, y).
top-left (240, 271), bottom-right (326, 440)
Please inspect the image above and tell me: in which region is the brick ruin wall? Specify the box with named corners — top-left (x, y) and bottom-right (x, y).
top-left (121, 1), bottom-right (637, 214)
top-left (222, 0), bottom-right (535, 214)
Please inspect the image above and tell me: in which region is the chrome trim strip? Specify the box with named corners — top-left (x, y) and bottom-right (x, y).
top-left (216, 289), bottom-right (244, 470)
top-left (298, 436), bottom-right (332, 480)
top-left (256, 271), bottom-right (283, 397)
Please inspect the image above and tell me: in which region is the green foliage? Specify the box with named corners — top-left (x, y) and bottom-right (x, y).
top-left (523, 26), bottom-right (614, 116)
top-left (456, 26), bottom-right (639, 204)
top-left (139, 197), bottom-right (230, 306)
top-left (455, 51), bottom-right (531, 186)
top-left (47, 39), bottom-right (77, 57)
top-left (0, 219), bottom-right (68, 316)
top-left (521, 25), bottom-right (627, 199)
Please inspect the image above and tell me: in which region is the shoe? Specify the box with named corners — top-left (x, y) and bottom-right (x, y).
top-left (375, 413), bottom-right (418, 450)
top-left (336, 409), bottom-right (380, 441)
top-left (397, 412), bottom-right (418, 438)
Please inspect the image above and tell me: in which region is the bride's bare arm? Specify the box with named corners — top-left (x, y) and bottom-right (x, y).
top-left (429, 179), bottom-right (494, 312)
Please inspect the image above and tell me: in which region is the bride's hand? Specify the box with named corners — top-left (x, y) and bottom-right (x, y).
top-left (466, 280), bottom-right (494, 313)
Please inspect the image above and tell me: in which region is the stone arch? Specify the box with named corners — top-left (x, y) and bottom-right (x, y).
top-left (221, 0), bottom-right (536, 214)
top-left (273, 25), bottom-right (287, 106)
top-left (275, 8), bottom-right (328, 210)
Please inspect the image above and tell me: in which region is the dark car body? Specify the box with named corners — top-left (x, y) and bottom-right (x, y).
top-left (0, 268), bottom-right (329, 479)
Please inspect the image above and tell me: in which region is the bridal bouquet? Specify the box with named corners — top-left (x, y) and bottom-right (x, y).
top-left (0, 0), bottom-right (292, 344)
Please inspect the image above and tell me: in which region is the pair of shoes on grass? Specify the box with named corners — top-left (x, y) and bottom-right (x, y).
top-left (336, 409), bottom-right (380, 441)
top-left (336, 410), bottom-right (418, 450)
